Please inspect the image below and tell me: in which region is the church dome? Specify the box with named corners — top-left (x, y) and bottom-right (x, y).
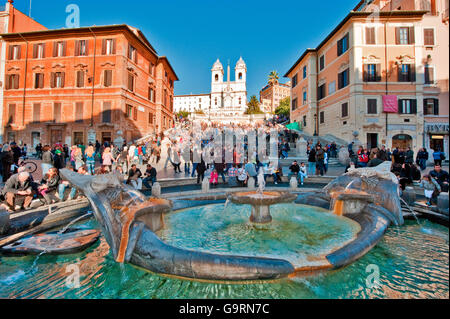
top-left (212, 59), bottom-right (223, 70)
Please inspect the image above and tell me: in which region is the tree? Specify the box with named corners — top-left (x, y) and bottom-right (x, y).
top-left (275, 97), bottom-right (290, 117)
top-left (176, 110), bottom-right (190, 119)
top-left (245, 95), bottom-right (264, 114)
top-left (268, 71), bottom-right (279, 86)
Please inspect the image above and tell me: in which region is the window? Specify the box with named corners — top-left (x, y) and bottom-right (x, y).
top-left (149, 62), bottom-right (155, 76)
top-left (292, 74), bottom-right (298, 87)
top-left (292, 98), bottom-right (298, 111)
top-left (318, 84), bottom-right (326, 100)
top-left (32, 103), bottom-right (41, 123)
top-left (148, 112), bottom-right (154, 124)
top-left (33, 43), bottom-right (45, 59)
top-left (341, 102), bottom-right (348, 117)
top-left (6, 74), bottom-right (20, 90)
top-left (103, 70), bottom-right (113, 87)
top-left (102, 102), bottom-right (112, 123)
top-left (319, 111), bottom-right (325, 124)
top-left (303, 89), bottom-right (307, 104)
top-left (398, 64), bottom-right (415, 82)
top-left (338, 69), bottom-right (350, 89)
top-left (8, 45), bottom-right (21, 60)
top-left (127, 73), bottom-right (135, 91)
top-left (303, 66), bottom-right (307, 79)
top-left (126, 104), bottom-right (133, 118)
top-left (363, 64), bottom-right (381, 82)
top-left (53, 103), bottom-right (62, 123)
top-left (398, 99), bottom-right (417, 114)
top-left (51, 72), bottom-right (65, 88)
top-left (424, 29), bottom-right (435, 46)
top-left (102, 39), bottom-right (116, 55)
top-left (73, 132), bottom-right (84, 145)
top-left (424, 65), bottom-right (434, 84)
top-left (76, 70), bottom-right (85, 88)
top-left (302, 116), bottom-right (307, 127)
top-left (163, 89), bottom-right (167, 106)
top-left (239, 72), bottom-right (242, 80)
top-left (337, 33), bottom-right (349, 56)
top-left (75, 102), bottom-right (84, 123)
top-left (8, 104), bottom-right (16, 124)
top-left (319, 55), bottom-right (325, 71)
top-left (424, 98), bottom-right (439, 115)
top-left (128, 45), bottom-right (137, 62)
top-left (396, 27), bottom-right (414, 45)
top-left (34, 73), bottom-right (44, 89)
top-left (75, 40), bottom-right (88, 56)
top-left (367, 99), bottom-right (377, 114)
top-left (53, 41), bottom-right (66, 57)
top-left (148, 87), bottom-right (155, 102)
top-left (366, 27), bottom-right (376, 44)
top-left (328, 81), bottom-right (336, 95)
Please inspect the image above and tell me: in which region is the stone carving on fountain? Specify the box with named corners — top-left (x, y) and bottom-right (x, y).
top-left (60, 169), bottom-right (295, 281)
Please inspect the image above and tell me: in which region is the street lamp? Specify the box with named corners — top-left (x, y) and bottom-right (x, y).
top-left (313, 114), bottom-right (317, 136)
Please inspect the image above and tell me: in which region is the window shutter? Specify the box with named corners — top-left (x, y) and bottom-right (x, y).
top-left (337, 39), bottom-right (342, 55)
top-left (85, 40), bottom-right (89, 56)
top-left (8, 46), bottom-right (13, 60)
top-left (102, 39), bottom-right (106, 55)
top-left (410, 64), bottom-right (416, 82)
top-left (39, 73), bottom-right (44, 88)
top-left (75, 41), bottom-right (80, 56)
top-left (112, 39), bottom-right (116, 54)
top-left (5, 75), bottom-right (10, 90)
top-left (17, 46), bottom-right (21, 59)
top-left (376, 64), bottom-right (381, 82)
top-left (14, 74), bottom-right (19, 89)
top-left (33, 44), bottom-right (38, 59)
top-left (62, 41), bottom-right (67, 56)
top-left (363, 64), bottom-right (368, 82)
top-left (398, 65), bottom-right (402, 82)
top-left (408, 27), bottom-right (415, 44)
top-left (411, 99), bottom-right (417, 114)
top-left (433, 99), bottom-right (439, 115)
top-left (53, 42), bottom-right (58, 57)
top-left (61, 72), bottom-right (65, 87)
top-left (50, 72), bottom-right (55, 88)
top-left (42, 43), bottom-right (46, 58)
top-left (398, 99), bottom-right (402, 114)
top-left (395, 27), bottom-right (400, 44)
top-left (424, 29), bottom-right (434, 45)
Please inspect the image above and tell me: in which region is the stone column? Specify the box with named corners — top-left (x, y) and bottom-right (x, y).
top-left (202, 177), bottom-right (210, 193)
top-left (296, 136), bottom-right (307, 157)
top-left (151, 182), bottom-right (161, 197)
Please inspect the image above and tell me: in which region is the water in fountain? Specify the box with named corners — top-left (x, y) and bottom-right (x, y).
top-left (58, 212), bottom-right (93, 234)
top-left (400, 197), bottom-right (421, 226)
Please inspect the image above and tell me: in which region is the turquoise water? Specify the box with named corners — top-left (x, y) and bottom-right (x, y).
top-left (0, 204), bottom-right (448, 299)
top-left (158, 204), bottom-right (360, 267)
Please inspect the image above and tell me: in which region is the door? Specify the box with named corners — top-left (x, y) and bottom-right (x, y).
top-left (392, 134), bottom-right (412, 150)
top-left (73, 132), bottom-right (84, 146)
top-left (367, 133), bottom-right (378, 150)
top-left (51, 129), bottom-right (63, 146)
top-left (31, 132), bottom-right (41, 148)
top-left (430, 135), bottom-right (444, 152)
top-left (102, 132), bottom-right (112, 145)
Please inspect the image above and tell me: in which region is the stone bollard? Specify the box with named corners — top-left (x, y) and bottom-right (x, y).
top-left (437, 192), bottom-right (449, 216)
top-left (290, 177), bottom-right (298, 189)
top-left (402, 186), bottom-right (416, 206)
top-left (151, 182), bottom-right (161, 197)
top-left (202, 177), bottom-right (210, 193)
top-left (247, 177), bottom-right (255, 189)
top-left (0, 209), bottom-right (10, 236)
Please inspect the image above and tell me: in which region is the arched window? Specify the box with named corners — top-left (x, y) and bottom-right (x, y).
top-left (215, 74), bottom-right (219, 82)
top-left (239, 73), bottom-right (242, 80)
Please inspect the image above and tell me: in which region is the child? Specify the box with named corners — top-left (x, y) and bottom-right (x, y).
top-left (299, 162), bottom-right (308, 186)
top-left (210, 169), bottom-right (218, 188)
top-left (419, 175), bottom-right (441, 206)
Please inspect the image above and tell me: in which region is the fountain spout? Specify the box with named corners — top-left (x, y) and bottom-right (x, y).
top-left (257, 169), bottom-right (265, 195)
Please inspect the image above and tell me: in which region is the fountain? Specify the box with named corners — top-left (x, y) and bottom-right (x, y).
top-left (227, 170), bottom-right (297, 224)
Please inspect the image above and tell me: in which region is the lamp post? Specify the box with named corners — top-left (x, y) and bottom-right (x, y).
top-left (313, 114), bottom-right (317, 136)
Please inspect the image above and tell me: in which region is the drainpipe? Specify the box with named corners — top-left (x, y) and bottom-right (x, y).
top-left (88, 27), bottom-right (97, 127)
top-left (18, 33), bottom-right (28, 129)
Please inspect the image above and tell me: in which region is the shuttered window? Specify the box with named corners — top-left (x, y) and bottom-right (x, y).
top-left (424, 29), bottom-right (435, 46)
top-left (363, 64), bottom-right (381, 82)
top-left (398, 64), bottom-right (415, 82)
top-left (33, 103), bottom-right (41, 123)
top-left (102, 39), bottom-right (116, 55)
top-left (292, 98), bottom-right (298, 111)
top-left (128, 44), bottom-right (137, 62)
top-left (127, 73), bottom-right (134, 91)
top-left (318, 84), bottom-right (326, 100)
top-left (102, 102), bottom-right (112, 123)
top-left (367, 99), bottom-right (377, 114)
top-left (75, 40), bottom-right (88, 56)
top-left (424, 98), bottom-right (439, 115)
top-left (319, 55), bottom-right (325, 71)
top-left (51, 72), bottom-right (65, 88)
top-left (8, 104), bottom-right (16, 124)
top-left (337, 33), bottom-right (349, 56)
top-left (292, 74), bottom-right (298, 87)
top-left (33, 43), bottom-right (45, 59)
top-left (104, 70), bottom-right (113, 87)
top-left (8, 45), bottom-right (21, 60)
top-left (75, 102), bottom-right (84, 123)
top-left (395, 27), bottom-right (415, 44)
top-left (341, 102), bottom-right (348, 117)
top-left (338, 69), bottom-right (350, 89)
top-left (319, 111), bottom-right (325, 124)
top-left (34, 73), bottom-right (44, 89)
top-left (365, 27), bottom-right (376, 44)
top-left (5, 74), bottom-right (19, 90)
top-left (53, 41), bottom-right (66, 57)
top-left (53, 103), bottom-right (62, 123)
top-left (76, 70), bottom-right (85, 87)
top-left (424, 65), bottom-right (434, 84)
top-left (398, 99), bottom-right (417, 114)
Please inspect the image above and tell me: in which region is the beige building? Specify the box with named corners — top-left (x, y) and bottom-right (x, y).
top-left (259, 81), bottom-right (291, 113)
top-left (285, 0), bottom-right (449, 155)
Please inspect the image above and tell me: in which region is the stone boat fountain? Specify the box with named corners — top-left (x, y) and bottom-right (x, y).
top-left (59, 161), bottom-right (404, 281)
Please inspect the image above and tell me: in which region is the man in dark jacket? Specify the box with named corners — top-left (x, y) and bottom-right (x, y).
top-left (315, 145), bottom-right (325, 176)
top-left (430, 165), bottom-right (449, 192)
top-left (377, 145), bottom-right (388, 161)
top-left (416, 148), bottom-right (429, 171)
top-left (1, 172), bottom-right (35, 212)
top-left (405, 147), bottom-right (414, 164)
top-left (368, 154), bottom-right (384, 167)
top-left (288, 161), bottom-right (300, 180)
top-left (143, 164), bottom-right (157, 189)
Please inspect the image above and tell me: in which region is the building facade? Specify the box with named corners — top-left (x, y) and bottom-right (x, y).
top-left (0, 0), bottom-right (47, 143)
top-left (174, 57), bottom-right (247, 117)
top-left (259, 81), bottom-right (291, 113)
top-left (285, 0), bottom-right (449, 155)
top-left (1, 24), bottom-right (178, 149)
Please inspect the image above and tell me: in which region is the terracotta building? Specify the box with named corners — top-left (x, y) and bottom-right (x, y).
top-left (285, 0), bottom-right (449, 155)
top-left (1, 0), bottom-right (47, 144)
top-left (1, 24), bottom-right (178, 149)
top-left (259, 81), bottom-right (291, 113)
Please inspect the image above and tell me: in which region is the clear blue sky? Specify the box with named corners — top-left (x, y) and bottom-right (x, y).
top-left (14, 0), bottom-right (357, 98)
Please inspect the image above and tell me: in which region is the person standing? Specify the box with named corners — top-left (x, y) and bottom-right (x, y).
top-left (315, 145), bottom-right (325, 176)
top-left (85, 146), bottom-right (96, 175)
top-left (0, 144), bottom-right (14, 182)
top-left (416, 148), bottom-right (429, 171)
top-left (102, 147), bottom-right (115, 172)
top-left (433, 149), bottom-right (445, 166)
top-left (196, 158), bottom-right (206, 184)
top-left (307, 146), bottom-right (316, 176)
top-left (405, 147), bottom-right (414, 165)
top-left (41, 146), bottom-right (54, 176)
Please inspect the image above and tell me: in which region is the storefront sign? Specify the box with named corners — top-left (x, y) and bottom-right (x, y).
top-left (425, 123), bottom-right (449, 134)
